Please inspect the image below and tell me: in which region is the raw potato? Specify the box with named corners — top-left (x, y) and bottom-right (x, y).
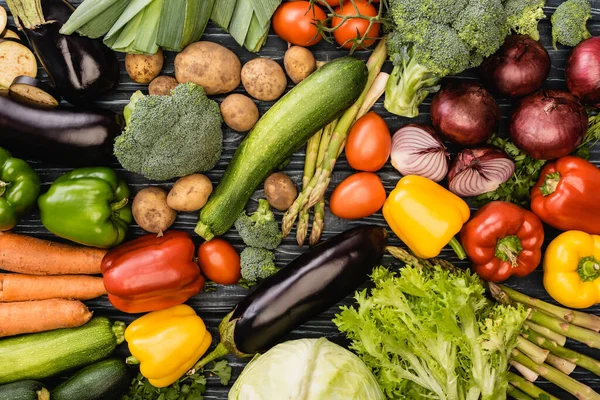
top-left (241, 58), bottom-right (287, 101)
top-left (149, 75), bottom-right (178, 96)
top-left (132, 187), bottom-right (177, 234)
top-left (125, 49), bottom-right (164, 84)
top-left (0, 6), bottom-right (6, 33)
top-left (175, 41), bottom-right (241, 95)
top-left (0, 29), bottom-right (19, 41)
top-left (284, 46), bottom-right (316, 84)
top-left (220, 94), bottom-right (259, 132)
top-left (264, 172), bottom-right (298, 211)
top-left (0, 40), bottom-right (37, 90)
top-left (167, 174), bottom-right (213, 212)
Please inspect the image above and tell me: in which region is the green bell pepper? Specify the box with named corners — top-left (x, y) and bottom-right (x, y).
top-left (38, 167), bottom-right (132, 248)
top-left (0, 148), bottom-right (40, 231)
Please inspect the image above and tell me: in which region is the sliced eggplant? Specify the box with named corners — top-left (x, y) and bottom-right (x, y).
top-left (9, 76), bottom-right (60, 108)
top-left (0, 29), bottom-right (20, 41)
top-left (0, 6), bottom-right (6, 33)
top-left (0, 40), bottom-right (37, 90)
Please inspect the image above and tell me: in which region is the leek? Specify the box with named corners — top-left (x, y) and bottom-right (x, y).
top-left (228, 0), bottom-right (253, 46)
top-left (59, 0), bottom-right (127, 37)
top-left (156, 0), bottom-right (215, 52)
top-left (210, 0), bottom-right (236, 30)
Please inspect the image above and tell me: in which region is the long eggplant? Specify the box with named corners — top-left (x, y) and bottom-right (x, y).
top-left (0, 96), bottom-right (121, 166)
top-left (192, 226), bottom-right (387, 370)
top-left (5, 0), bottom-right (119, 104)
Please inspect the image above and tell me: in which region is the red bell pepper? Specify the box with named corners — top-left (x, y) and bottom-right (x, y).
top-left (101, 230), bottom-right (204, 313)
top-left (531, 156), bottom-right (600, 234)
top-left (460, 201), bottom-right (544, 282)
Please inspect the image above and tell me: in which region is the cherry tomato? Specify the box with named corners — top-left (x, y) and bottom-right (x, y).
top-left (272, 2), bottom-right (326, 47)
top-left (318, 0), bottom-right (343, 5)
top-left (330, 172), bottom-right (386, 219)
top-left (346, 111), bottom-right (391, 171)
top-left (198, 238), bottom-right (241, 285)
top-left (331, 0), bottom-right (380, 49)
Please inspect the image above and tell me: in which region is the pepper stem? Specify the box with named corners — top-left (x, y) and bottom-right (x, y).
top-left (577, 256), bottom-right (600, 282)
top-left (495, 235), bottom-right (523, 267)
top-left (110, 197), bottom-right (129, 212)
top-left (188, 342), bottom-right (230, 375)
top-left (126, 356), bottom-right (140, 365)
top-left (4, 0), bottom-right (46, 29)
top-left (540, 172), bottom-right (561, 196)
top-left (0, 181), bottom-right (8, 197)
top-left (448, 237), bottom-right (467, 260)
top-left (112, 321), bottom-right (126, 345)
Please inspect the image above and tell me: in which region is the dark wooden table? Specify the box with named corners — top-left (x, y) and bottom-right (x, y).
top-left (1, 0), bottom-right (600, 398)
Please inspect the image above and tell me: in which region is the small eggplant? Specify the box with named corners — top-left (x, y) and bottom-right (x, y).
top-left (0, 96), bottom-right (121, 166)
top-left (192, 226), bottom-right (387, 370)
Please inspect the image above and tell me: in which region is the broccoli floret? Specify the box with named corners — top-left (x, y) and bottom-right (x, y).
top-left (114, 83), bottom-right (223, 181)
top-left (385, 0), bottom-right (509, 118)
top-left (240, 247), bottom-right (278, 282)
top-left (551, 0), bottom-right (591, 49)
top-left (504, 0), bottom-right (546, 40)
top-left (234, 199), bottom-right (282, 250)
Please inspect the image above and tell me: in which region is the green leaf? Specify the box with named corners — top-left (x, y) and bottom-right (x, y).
top-left (210, 0), bottom-right (237, 30)
top-left (229, 0), bottom-right (254, 46)
top-left (103, 0), bottom-right (154, 49)
top-left (249, 0), bottom-right (281, 27)
top-left (59, 0), bottom-right (124, 36)
top-left (208, 360), bottom-right (233, 385)
top-left (131, 0), bottom-right (163, 54)
top-left (77, 1), bottom-right (131, 39)
top-left (244, 11), bottom-right (270, 52)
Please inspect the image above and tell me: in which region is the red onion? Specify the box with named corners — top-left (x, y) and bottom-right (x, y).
top-left (566, 37), bottom-right (600, 108)
top-left (448, 147), bottom-right (515, 197)
top-left (431, 81), bottom-right (501, 146)
top-left (391, 124), bottom-right (449, 182)
top-left (510, 90), bottom-right (588, 160)
top-left (481, 35), bottom-right (550, 98)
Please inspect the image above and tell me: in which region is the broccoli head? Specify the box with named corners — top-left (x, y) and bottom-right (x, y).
top-left (240, 247), bottom-right (278, 282)
top-left (234, 199), bottom-right (282, 250)
top-left (551, 0), bottom-right (592, 49)
top-left (504, 0), bottom-right (546, 40)
top-left (114, 83), bottom-right (223, 181)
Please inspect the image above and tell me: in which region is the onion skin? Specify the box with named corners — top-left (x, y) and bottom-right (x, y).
top-left (510, 90), bottom-right (587, 160)
top-left (431, 81), bottom-right (501, 146)
top-left (566, 37), bottom-right (600, 108)
top-left (481, 35), bottom-right (550, 98)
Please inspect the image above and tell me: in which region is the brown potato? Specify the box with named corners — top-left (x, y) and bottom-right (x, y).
top-left (264, 172), bottom-right (298, 211)
top-left (167, 174), bottom-right (213, 212)
top-left (175, 41), bottom-right (241, 95)
top-left (125, 49), bottom-right (164, 84)
top-left (241, 58), bottom-right (287, 101)
top-left (149, 75), bottom-right (178, 96)
top-left (220, 94), bottom-right (259, 132)
top-left (132, 187), bottom-right (176, 234)
top-left (284, 46), bottom-right (316, 84)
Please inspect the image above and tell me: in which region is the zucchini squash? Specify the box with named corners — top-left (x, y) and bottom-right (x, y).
top-left (52, 358), bottom-right (130, 400)
top-left (0, 317), bottom-right (125, 384)
top-left (195, 56), bottom-right (367, 240)
top-left (0, 381), bottom-right (49, 400)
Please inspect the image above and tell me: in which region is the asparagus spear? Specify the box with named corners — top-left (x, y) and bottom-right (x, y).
top-left (517, 336), bottom-right (549, 365)
top-left (512, 349), bottom-right (600, 399)
top-left (545, 353), bottom-right (576, 375)
top-left (296, 129), bottom-right (323, 246)
top-left (500, 284), bottom-right (600, 332)
top-left (525, 322), bottom-right (567, 347)
top-left (508, 372), bottom-right (559, 400)
top-left (510, 360), bottom-right (539, 382)
top-left (508, 385), bottom-right (535, 400)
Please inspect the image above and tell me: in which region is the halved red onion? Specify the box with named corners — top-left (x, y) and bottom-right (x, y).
top-left (448, 147), bottom-right (515, 197)
top-left (391, 124), bottom-right (449, 182)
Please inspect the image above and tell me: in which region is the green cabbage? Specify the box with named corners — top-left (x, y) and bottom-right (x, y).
top-left (228, 338), bottom-right (384, 400)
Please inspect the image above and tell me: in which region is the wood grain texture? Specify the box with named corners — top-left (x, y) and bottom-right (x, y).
top-left (1, 0), bottom-right (600, 398)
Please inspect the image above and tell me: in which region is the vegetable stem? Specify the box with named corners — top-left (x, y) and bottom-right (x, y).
top-left (4, 0), bottom-right (45, 29)
top-left (528, 309), bottom-right (600, 349)
top-left (189, 342), bottom-right (230, 374)
top-left (356, 71), bottom-right (389, 120)
top-left (448, 237), bottom-right (466, 260)
top-left (507, 385), bottom-right (535, 400)
top-left (297, 129), bottom-right (323, 246)
top-left (309, 197), bottom-right (325, 246)
top-left (510, 360), bottom-right (539, 382)
top-left (508, 372), bottom-right (559, 400)
top-left (525, 322), bottom-right (567, 347)
top-left (516, 336), bottom-right (549, 365)
top-left (545, 353), bottom-right (576, 375)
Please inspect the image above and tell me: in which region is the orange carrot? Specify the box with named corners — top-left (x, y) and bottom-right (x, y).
top-left (0, 232), bottom-right (107, 275)
top-left (0, 274), bottom-right (107, 302)
top-left (0, 299), bottom-right (92, 337)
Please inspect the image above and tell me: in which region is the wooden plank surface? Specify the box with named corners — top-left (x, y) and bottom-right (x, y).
top-left (1, 0), bottom-right (600, 398)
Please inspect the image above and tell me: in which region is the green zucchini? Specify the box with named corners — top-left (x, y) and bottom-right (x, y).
top-left (195, 56), bottom-right (368, 240)
top-left (0, 317), bottom-right (125, 384)
top-left (52, 358), bottom-right (130, 400)
top-left (0, 381), bottom-right (49, 400)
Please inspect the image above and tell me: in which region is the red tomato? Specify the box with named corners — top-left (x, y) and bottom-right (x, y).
top-left (329, 172), bottom-right (386, 219)
top-left (198, 238), bottom-right (241, 285)
top-left (272, 2), bottom-right (326, 47)
top-left (346, 111), bottom-right (391, 171)
top-left (331, 0), bottom-right (380, 49)
top-left (318, 0), bottom-right (343, 5)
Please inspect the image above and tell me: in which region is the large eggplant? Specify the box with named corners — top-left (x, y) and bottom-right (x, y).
top-left (193, 226), bottom-right (387, 370)
top-left (0, 96), bottom-right (121, 166)
top-left (7, 0), bottom-right (119, 104)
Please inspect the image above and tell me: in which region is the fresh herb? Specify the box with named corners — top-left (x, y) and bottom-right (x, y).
top-left (574, 111), bottom-right (600, 160)
top-left (473, 136), bottom-right (546, 207)
top-left (207, 359), bottom-right (233, 386)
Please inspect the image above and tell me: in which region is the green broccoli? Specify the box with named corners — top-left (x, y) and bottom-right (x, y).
top-left (385, 0), bottom-right (509, 118)
top-left (234, 199), bottom-right (282, 250)
top-left (240, 247), bottom-right (278, 282)
top-left (114, 83), bottom-right (222, 181)
top-left (551, 0), bottom-right (591, 49)
top-left (504, 0), bottom-right (546, 40)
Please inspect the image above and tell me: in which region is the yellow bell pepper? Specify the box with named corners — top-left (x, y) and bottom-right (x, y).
top-left (544, 230), bottom-right (600, 309)
top-left (125, 304), bottom-right (212, 387)
top-left (383, 175), bottom-right (470, 259)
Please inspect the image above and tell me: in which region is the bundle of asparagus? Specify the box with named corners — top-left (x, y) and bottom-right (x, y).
top-left (387, 246), bottom-right (600, 400)
top-left (284, 38), bottom-right (389, 246)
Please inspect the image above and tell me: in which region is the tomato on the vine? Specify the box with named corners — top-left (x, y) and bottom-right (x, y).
top-left (198, 238), bottom-right (241, 285)
top-left (345, 111), bottom-right (391, 172)
top-left (329, 172), bottom-right (386, 219)
top-left (272, 2), bottom-right (326, 47)
top-left (331, 0), bottom-right (380, 49)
